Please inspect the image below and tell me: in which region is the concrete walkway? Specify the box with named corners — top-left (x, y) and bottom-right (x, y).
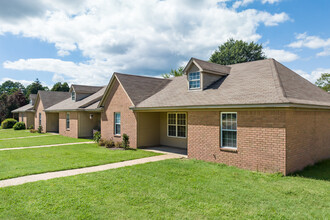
top-left (0, 153), bottom-right (184, 188)
top-left (0, 141), bottom-right (94, 151)
top-left (0, 134), bottom-right (58, 141)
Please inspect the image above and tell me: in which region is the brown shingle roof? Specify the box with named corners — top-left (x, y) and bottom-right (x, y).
top-left (113, 73), bottom-right (170, 106)
top-left (12, 103), bottom-right (34, 113)
top-left (71, 85), bottom-right (104, 94)
top-left (46, 87), bottom-right (106, 112)
top-left (37, 91), bottom-right (70, 109)
top-left (185, 58), bottom-right (231, 75)
top-left (134, 58), bottom-right (330, 109)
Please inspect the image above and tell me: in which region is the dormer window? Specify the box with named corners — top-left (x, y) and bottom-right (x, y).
top-left (71, 92), bottom-right (76, 101)
top-left (188, 72), bottom-right (201, 90)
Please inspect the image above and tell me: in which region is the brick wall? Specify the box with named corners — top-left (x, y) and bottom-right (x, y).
top-left (59, 112), bottom-right (78, 138)
top-left (101, 79), bottom-right (138, 148)
top-left (188, 110), bottom-right (287, 174)
top-left (34, 99), bottom-right (47, 133)
top-left (285, 109), bottom-right (330, 174)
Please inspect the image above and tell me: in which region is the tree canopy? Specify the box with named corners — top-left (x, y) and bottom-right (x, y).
top-left (209, 38), bottom-right (267, 65)
top-left (25, 79), bottom-right (49, 98)
top-left (0, 80), bottom-right (25, 95)
top-left (315, 73), bottom-right (330, 92)
top-left (161, 66), bottom-right (184, 78)
top-left (51, 82), bottom-right (70, 92)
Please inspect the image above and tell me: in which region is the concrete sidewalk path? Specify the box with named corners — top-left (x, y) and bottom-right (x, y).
top-left (0, 141), bottom-right (94, 151)
top-left (0, 154), bottom-right (184, 188)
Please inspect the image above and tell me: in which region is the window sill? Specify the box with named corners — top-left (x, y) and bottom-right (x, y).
top-left (114, 134), bottom-right (121, 137)
top-left (220, 147), bottom-right (237, 153)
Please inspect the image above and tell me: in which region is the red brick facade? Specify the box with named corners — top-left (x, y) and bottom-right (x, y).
top-left (101, 79), bottom-right (138, 148)
top-left (187, 110), bottom-right (287, 174)
top-left (59, 112), bottom-right (79, 138)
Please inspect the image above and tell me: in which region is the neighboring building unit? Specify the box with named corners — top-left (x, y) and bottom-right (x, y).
top-left (12, 94), bottom-right (37, 128)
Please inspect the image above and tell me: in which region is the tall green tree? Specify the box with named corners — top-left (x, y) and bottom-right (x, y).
top-left (0, 80), bottom-right (25, 95)
top-left (0, 93), bottom-right (8, 123)
top-left (51, 82), bottom-right (70, 92)
top-left (210, 38), bottom-right (266, 65)
top-left (315, 73), bottom-right (330, 92)
top-left (162, 66), bottom-right (184, 78)
top-left (25, 79), bottom-right (49, 98)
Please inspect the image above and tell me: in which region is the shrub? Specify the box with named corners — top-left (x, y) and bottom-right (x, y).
top-left (28, 125), bottom-right (34, 130)
top-left (30, 129), bottom-right (37, 133)
top-left (37, 125), bottom-right (43, 133)
top-left (13, 122), bottom-right (26, 130)
top-left (115, 141), bottom-right (122, 148)
top-left (93, 131), bottom-right (101, 143)
top-left (98, 138), bottom-right (105, 146)
top-left (105, 138), bottom-right (115, 148)
top-left (122, 133), bottom-right (130, 149)
top-left (1, 118), bottom-right (18, 129)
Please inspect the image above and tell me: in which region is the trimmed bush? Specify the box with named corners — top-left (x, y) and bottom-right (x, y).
top-left (28, 125), bottom-right (34, 130)
top-left (30, 129), bottom-right (37, 133)
top-left (1, 118), bottom-right (18, 129)
top-left (105, 139), bottom-right (115, 148)
top-left (93, 131), bottom-right (101, 143)
top-left (13, 122), bottom-right (26, 130)
top-left (37, 125), bottom-right (43, 133)
top-left (98, 138), bottom-right (106, 146)
top-left (122, 133), bottom-right (130, 150)
top-left (115, 141), bottom-right (122, 148)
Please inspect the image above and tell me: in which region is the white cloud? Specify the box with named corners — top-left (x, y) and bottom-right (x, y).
top-left (261, 0), bottom-right (281, 4)
top-left (0, 0), bottom-right (290, 84)
top-left (288, 33), bottom-right (330, 57)
top-left (264, 48), bottom-right (299, 62)
top-left (233, 0), bottom-right (282, 8)
top-left (0, 78), bottom-right (33, 87)
top-left (294, 68), bottom-right (330, 83)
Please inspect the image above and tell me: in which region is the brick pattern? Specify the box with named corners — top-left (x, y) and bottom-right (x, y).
top-left (59, 112), bottom-right (78, 138)
top-left (285, 110), bottom-right (330, 174)
top-left (101, 79), bottom-right (137, 148)
top-left (187, 110), bottom-right (286, 174)
top-left (34, 99), bottom-right (47, 133)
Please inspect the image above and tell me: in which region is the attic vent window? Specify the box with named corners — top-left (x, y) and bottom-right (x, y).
top-left (188, 72), bottom-right (200, 90)
top-left (71, 92), bottom-right (76, 101)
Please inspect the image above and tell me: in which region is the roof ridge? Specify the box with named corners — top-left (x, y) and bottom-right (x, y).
top-left (270, 59), bottom-right (289, 103)
top-left (114, 72), bottom-right (169, 81)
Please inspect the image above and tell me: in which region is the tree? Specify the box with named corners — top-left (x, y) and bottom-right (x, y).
top-left (162, 66), bottom-right (184, 78)
top-left (315, 73), bottom-right (330, 92)
top-left (0, 93), bottom-right (8, 123)
top-left (51, 82), bottom-right (70, 92)
top-left (210, 38), bottom-right (266, 65)
top-left (25, 79), bottom-right (49, 98)
top-left (0, 80), bottom-right (25, 95)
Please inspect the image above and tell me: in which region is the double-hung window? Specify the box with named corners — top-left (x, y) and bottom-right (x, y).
top-left (66, 113), bottom-right (70, 130)
top-left (188, 72), bottom-right (201, 90)
top-left (39, 113), bottom-right (42, 127)
top-left (221, 112), bottom-right (237, 149)
top-left (167, 113), bottom-right (186, 138)
top-left (114, 112), bottom-right (121, 135)
top-left (72, 92), bottom-right (76, 101)
top-left (21, 113), bottom-right (24, 122)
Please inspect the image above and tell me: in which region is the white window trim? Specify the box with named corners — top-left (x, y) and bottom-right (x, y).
top-left (72, 91), bottom-right (76, 101)
top-left (66, 113), bottom-right (70, 130)
top-left (188, 72), bottom-right (201, 90)
top-left (21, 113), bottom-right (24, 122)
top-left (220, 112), bottom-right (237, 150)
top-left (114, 112), bottom-right (121, 136)
top-left (167, 112), bottom-right (187, 139)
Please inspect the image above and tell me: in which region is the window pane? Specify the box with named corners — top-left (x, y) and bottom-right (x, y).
top-left (177, 126), bottom-right (186, 137)
top-left (115, 113), bottom-right (121, 123)
top-left (177, 114), bottom-right (186, 125)
top-left (168, 125), bottom-right (176, 136)
top-left (221, 113), bottom-right (237, 148)
top-left (168, 114), bottom-right (176, 125)
top-left (115, 124), bottom-right (121, 135)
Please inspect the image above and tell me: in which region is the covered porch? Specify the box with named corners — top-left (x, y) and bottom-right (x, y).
top-left (137, 112), bottom-right (187, 150)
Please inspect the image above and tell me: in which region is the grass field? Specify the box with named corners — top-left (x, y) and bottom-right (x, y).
top-left (0, 159), bottom-right (328, 219)
top-left (0, 134), bottom-right (91, 149)
top-left (0, 143), bottom-right (159, 180)
top-left (0, 129), bottom-right (43, 139)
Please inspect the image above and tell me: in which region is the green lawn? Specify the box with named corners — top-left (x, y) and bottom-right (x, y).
top-left (0, 135), bottom-right (91, 148)
top-left (0, 129), bottom-right (43, 139)
top-left (0, 144), bottom-right (159, 180)
top-left (0, 159), bottom-right (328, 219)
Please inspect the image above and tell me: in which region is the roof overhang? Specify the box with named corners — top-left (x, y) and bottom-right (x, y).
top-left (130, 103), bottom-right (330, 112)
top-left (45, 108), bottom-right (103, 113)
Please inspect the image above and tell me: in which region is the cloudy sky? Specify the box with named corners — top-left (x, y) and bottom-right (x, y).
top-left (0, 0), bottom-right (329, 87)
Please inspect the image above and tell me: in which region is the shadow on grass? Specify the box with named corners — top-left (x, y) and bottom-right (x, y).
top-left (290, 159), bottom-right (330, 181)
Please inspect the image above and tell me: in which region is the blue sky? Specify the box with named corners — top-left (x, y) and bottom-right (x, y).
top-left (0, 0), bottom-right (329, 87)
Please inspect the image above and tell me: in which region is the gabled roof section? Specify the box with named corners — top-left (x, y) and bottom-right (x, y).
top-left (70, 84), bottom-right (104, 94)
top-left (99, 72), bottom-right (170, 107)
top-left (46, 87), bottom-right (106, 112)
top-left (184, 57), bottom-right (231, 76)
top-left (34, 91), bottom-right (70, 109)
top-left (12, 103), bottom-right (34, 113)
top-left (134, 58), bottom-right (330, 109)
